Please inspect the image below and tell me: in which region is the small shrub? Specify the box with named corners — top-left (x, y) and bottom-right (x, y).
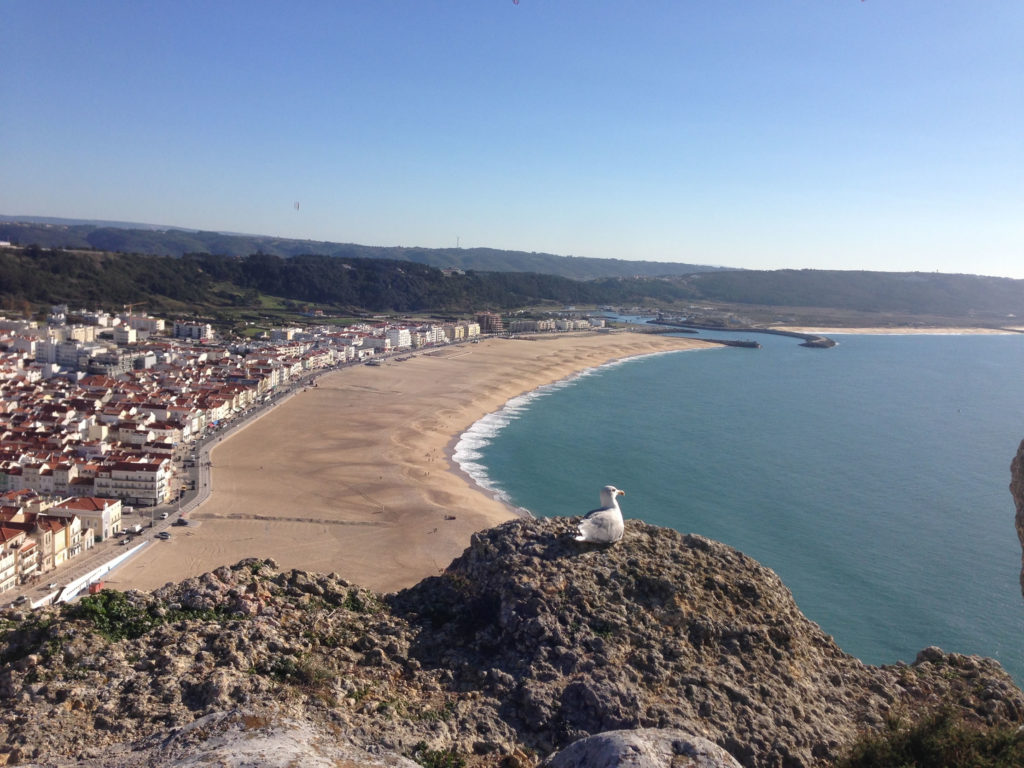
top-left (836, 706), bottom-right (1024, 768)
top-left (70, 590), bottom-right (157, 641)
top-left (69, 589), bottom-right (242, 641)
top-left (411, 741), bottom-right (466, 768)
top-left (342, 589), bottom-right (380, 613)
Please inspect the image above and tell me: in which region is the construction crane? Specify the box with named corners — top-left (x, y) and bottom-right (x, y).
top-left (123, 302), bottom-right (145, 316)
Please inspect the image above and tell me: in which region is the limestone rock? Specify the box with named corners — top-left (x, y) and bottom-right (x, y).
top-left (542, 728), bottom-right (743, 768)
top-left (18, 710), bottom-right (421, 767)
top-left (2, 519), bottom-right (1022, 768)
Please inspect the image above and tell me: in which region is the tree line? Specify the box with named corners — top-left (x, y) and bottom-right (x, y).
top-left (3, 246), bottom-right (1024, 321)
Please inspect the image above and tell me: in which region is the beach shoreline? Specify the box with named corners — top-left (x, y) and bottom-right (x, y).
top-left (107, 332), bottom-right (712, 595)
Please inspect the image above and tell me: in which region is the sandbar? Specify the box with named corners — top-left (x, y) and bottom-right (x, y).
top-left (107, 332), bottom-right (711, 594)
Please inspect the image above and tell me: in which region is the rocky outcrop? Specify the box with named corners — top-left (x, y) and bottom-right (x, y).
top-left (1012, 438), bottom-right (1024, 599)
top-left (541, 729), bottom-right (742, 768)
top-left (2, 519), bottom-right (1022, 768)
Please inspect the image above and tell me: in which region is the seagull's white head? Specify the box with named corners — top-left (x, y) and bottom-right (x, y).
top-left (600, 485), bottom-right (626, 508)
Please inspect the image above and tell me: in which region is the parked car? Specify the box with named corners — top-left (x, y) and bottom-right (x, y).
top-left (159, 511), bottom-right (169, 519)
top-left (173, 518), bottom-right (189, 526)
top-left (157, 531), bottom-right (171, 540)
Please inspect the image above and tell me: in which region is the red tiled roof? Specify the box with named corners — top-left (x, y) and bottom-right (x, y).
top-left (51, 497), bottom-right (117, 513)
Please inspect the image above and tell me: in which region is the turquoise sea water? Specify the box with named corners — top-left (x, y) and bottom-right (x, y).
top-left (454, 330), bottom-right (1024, 683)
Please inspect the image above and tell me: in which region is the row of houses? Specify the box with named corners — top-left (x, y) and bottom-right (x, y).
top-left (0, 490), bottom-right (123, 591)
top-left (0, 309), bottom-right (496, 508)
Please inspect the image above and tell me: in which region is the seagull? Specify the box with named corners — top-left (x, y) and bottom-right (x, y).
top-left (575, 485), bottom-right (626, 544)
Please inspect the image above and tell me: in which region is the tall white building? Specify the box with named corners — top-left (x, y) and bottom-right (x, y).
top-left (173, 321), bottom-right (213, 340)
top-left (385, 327), bottom-right (412, 349)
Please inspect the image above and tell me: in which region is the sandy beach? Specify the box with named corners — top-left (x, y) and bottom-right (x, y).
top-left (108, 332), bottom-right (711, 594)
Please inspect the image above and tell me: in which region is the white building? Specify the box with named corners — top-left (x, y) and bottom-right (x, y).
top-left (93, 459), bottom-right (172, 506)
top-left (48, 496), bottom-right (123, 542)
top-left (385, 327), bottom-right (412, 349)
top-left (173, 321), bottom-right (213, 340)
top-left (361, 336), bottom-right (392, 353)
top-left (113, 326), bottom-right (137, 345)
top-left (124, 314), bottom-right (165, 333)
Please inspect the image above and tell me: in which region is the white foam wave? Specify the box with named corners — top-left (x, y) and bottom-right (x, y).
top-left (452, 348), bottom-right (695, 503)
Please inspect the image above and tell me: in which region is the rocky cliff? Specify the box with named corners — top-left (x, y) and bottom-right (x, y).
top-left (1012, 438), bottom-right (1024, 600)
top-left (2, 519), bottom-right (1022, 768)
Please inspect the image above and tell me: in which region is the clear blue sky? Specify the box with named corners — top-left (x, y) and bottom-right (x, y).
top-left (3, 1), bottom-right (1022, 277)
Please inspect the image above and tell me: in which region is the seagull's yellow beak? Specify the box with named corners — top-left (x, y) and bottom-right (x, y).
top-left (617, 489), bottom-right (625, 496)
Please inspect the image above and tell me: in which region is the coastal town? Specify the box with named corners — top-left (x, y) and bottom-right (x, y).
top-left (0, 304), bottom-right (610, 606)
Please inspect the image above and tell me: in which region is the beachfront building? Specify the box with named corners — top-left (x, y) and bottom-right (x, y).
top-left (555, 318), bottom-right (594, 331)
top-left (385, 327), bottom-right (412, 349)
top-left (0, 520), bottom-right (40, 586)
top-left (0, 491), bottom-right (90, 580)
top-left (415, 325), bottom-right (448, 346)
top-left (0, 534), bottom-right (19, 593)
top-left (42, 514), bottom-right (91, 569)
top-left (508, 318), bottom-right (558, 333)
top-left (475, 312), bottom-right (504, 334)
top-left (361, 336), bottom-right (392, 354)
top-left (93, 458), bottom-right (172, 506)
top-left (48, 496), bottom-right (122, 541)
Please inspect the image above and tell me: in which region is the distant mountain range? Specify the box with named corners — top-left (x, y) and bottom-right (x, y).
top-left (0, 216), bottom-right (727, 281)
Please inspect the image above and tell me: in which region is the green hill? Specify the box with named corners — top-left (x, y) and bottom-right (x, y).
top-left (3, 246), bottom-right (1024, 329)
top-left (0, 217), bottom-right (723, 280)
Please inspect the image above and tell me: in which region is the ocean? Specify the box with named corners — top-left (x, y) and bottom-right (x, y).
top-left (454, 328), bottom-right (1024, 683)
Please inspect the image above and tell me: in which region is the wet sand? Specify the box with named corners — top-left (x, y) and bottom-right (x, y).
top-left (108, 333), bottom-right (711, 594)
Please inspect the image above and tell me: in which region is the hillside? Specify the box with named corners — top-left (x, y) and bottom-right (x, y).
top-left (0, 247), bottom-right (659, 316)
top-left (674, 269), bottom-right (1024, 322)
top-left (0, 218), bottom-right (723, 280)
top-left (4, 246), bottom-right (1024, 328)
top-left (1, 519), bottom-right (1021, 767)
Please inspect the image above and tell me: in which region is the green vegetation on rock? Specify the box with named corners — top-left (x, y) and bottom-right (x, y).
top-left (836, 706), bottom-right (1024, 768)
